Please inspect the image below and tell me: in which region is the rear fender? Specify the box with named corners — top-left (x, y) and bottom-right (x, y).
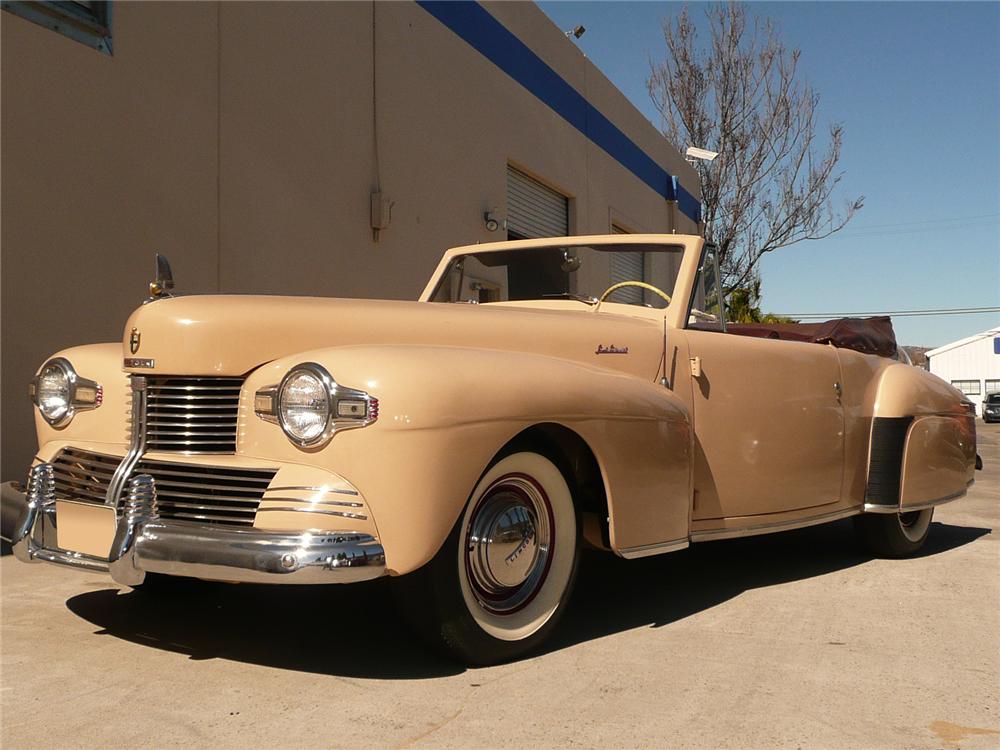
top-left (865, 363), bottom-right (975, 511)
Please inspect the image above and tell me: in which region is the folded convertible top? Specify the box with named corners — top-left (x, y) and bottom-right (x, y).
top-left (726, 316), bottom-right (899, 358)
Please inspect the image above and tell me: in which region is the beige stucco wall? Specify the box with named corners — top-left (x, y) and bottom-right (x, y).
top-left (1, 1), bottom-right (699, 480)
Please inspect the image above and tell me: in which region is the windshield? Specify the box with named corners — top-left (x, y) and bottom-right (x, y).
top-left (429, 243), bottom-right (685, 308)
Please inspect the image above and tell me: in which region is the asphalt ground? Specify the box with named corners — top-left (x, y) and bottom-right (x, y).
top-left (2, 425), bottom-right (998, 749)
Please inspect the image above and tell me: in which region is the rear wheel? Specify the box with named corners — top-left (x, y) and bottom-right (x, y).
top-left (395, 451), bottom-right (580, 665)
top-left (854, 508), bottom-right (934, 558)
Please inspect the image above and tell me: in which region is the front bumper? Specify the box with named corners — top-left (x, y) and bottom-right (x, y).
top-left (1, 478), bottom-right (386, 586)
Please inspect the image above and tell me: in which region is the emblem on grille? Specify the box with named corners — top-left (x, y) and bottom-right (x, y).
top-left (129, 327), bottom-right (141, 354)
top-left (124, 358), bottom-right (155, 369)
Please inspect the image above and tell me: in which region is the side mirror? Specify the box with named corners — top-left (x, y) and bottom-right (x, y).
top-left (561, 249), bottom-right (581, 273)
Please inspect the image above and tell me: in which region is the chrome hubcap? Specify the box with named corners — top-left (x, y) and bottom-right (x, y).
top-left (465, 475), bottom-right (553, 614)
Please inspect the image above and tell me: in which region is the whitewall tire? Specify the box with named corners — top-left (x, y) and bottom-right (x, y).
top-left (854, 508), bottom-right (934, 558)
top-left (394, 450), bottom-right (581, 665)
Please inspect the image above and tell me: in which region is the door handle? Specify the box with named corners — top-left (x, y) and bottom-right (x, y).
top-left (690, 356), bottom-right (702, 378)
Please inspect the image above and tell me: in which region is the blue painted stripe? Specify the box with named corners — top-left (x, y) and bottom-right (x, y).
top-left (417, 0), bottom-right (700, 224)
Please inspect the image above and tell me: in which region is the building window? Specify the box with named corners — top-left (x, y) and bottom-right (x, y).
top-left (985, 379), bottom-right (1000, 394)
top-left (951, 380), bottom-right (981, 396)
top-left (1, 1), bottom-right (113, 55)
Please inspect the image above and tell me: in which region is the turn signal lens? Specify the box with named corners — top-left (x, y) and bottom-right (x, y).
top-left (337, 399), bottom-right (367, 418)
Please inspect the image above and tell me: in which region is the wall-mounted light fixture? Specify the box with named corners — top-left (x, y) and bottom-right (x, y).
top-left (483, 211), bottom-right (505, 233)
top-left (685, 146), bottom-right (719, 164)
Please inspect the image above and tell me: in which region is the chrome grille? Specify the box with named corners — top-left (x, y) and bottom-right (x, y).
top-left (145, 377), bottom-right (243, 453)
top-left (48, 447), bottom-right (275, 527)
top-left (134, 459), bottom-right (275, 526)
top-left (51, 448), bottom-right (118, 503)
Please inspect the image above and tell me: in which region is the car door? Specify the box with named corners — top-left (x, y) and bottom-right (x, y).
top-left (682, 330), bottom-right (846, 520)
top-left (675, 247), bottom-right (846, 522)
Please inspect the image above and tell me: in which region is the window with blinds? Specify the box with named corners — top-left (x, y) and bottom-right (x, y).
top-left (2, 1), bottom-right (113, 54)
top-left (609, 224), bottom-right (644, 305)
top-left (507, 166), bottom-right (568, 239)
top-left (951, 380), bottom-right (981, 395)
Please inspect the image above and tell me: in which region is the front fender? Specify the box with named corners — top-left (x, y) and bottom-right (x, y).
top-left (240, 345), bottom-right (692, 574)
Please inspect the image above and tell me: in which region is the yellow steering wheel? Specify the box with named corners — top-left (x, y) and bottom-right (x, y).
top-left (598, 281), bottom-right (672, 305)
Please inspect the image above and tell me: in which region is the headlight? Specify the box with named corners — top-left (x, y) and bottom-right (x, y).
top-left (29, 357), bottom-right (102, 427)
top-left (258, 362), bottom-right (378, 448)
top-left (277, 366), bottom-right (332, 446)
top-left (35, 360), bottom-right (72, 425)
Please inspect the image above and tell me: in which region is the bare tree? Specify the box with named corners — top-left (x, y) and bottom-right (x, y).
top-left (649, 2), bottom-right (864, 293)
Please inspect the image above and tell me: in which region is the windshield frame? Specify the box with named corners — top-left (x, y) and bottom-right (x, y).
top-left (420, 235), bottom-right (697, 313)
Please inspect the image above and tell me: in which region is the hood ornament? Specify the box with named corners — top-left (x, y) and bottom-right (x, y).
top-left (129, 327), bottom-right (141, 354)
top-left (145, 253), bottom-right (175, 303)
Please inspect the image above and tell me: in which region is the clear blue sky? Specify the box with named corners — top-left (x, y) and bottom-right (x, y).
top-left (539, 1), bottom-right (1000, 347)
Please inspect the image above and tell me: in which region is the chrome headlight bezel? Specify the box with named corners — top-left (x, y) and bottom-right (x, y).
top-left (28, 357), bottom-right (102, 427)
top-left (257, 362), bottom-right (378, 449)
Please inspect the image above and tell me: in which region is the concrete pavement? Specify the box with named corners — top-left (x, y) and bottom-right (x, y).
top-left (2, 426), bottom-right (998, 749)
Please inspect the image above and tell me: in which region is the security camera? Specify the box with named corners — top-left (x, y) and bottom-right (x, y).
top-left (565, 25), bottom-right (586, 39)
top-left (484, 211), bottom-right (502, 232)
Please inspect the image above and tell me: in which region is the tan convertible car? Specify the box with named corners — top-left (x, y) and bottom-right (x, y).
top-left (3, 235), bottom-right (980, 664)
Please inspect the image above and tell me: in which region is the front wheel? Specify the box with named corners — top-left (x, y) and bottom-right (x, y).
top-left (854, 508), bottom-right (934, 558)
top-left (394, 451), bottom-right (580, 665)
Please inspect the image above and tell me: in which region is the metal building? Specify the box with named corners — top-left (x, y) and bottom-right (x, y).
top-left (926, 328), bottom-right (1000, 416)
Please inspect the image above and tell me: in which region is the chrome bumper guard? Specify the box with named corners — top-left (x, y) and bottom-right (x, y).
top-left (2, 466), bottom-right (386, 586)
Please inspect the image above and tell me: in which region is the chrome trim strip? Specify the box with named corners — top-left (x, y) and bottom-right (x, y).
top-left (265, 485), bottom-right (360, 496)
top-left (149, 384), bottom-right (243, 391)
top-left (618, 538), bottom-right (689, 559)
top-left (105, 376), bottom-right (147, 510)
top-left (124, 465), bottom-right (273, 482)
top-left (690, 506), bottom-right (861, 543)
top-left (256, 506), bottom-right (368, 520)
top-left (29, 547), bottom-right (110, 573)
top-left (865, 482), bottom-right (973, 513)
top-left (260, 496), bottom-right (364, 508)
top-left (861, 503), bottom-right (901, 515)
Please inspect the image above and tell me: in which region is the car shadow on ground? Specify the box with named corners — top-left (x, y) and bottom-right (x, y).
top-left (63, 519), bottom-right (990, 679)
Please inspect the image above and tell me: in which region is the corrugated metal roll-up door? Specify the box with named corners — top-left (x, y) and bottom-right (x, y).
top-left (507, 166), bottom-right (568, 239)
top-left (610, 224), bottom-right (644, 304)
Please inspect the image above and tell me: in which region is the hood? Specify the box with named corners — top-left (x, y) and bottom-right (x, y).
top-left (121, 295), bottom-right (660, 376)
